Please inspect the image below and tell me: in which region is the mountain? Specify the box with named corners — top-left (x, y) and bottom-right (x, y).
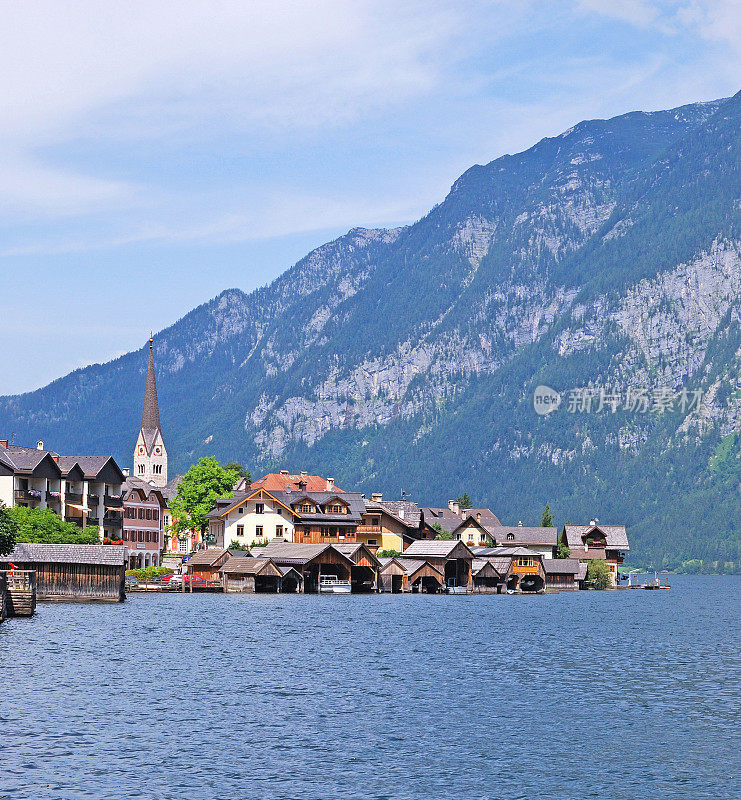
top-left (2, 92), bottom-right (739, 571)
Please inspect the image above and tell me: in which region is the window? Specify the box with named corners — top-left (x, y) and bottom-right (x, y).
top-left (328, 504), bottom-right (344, 514)
top-left (138, 508), bottom-right (145, 520)
top-left (178, 538), bottom-right (187, 553)
top-left (153, 509), bottom-right (159, 521)
top-left (238, 507), bottom-right (244, 514)
top-left (468, 533), bottom-right (475, 542)
top-left (367, 539), bottom-right (378, 546)
top-left (506, 533), bottom-right (515, 541)
top-left (517, 556), bottom-right (534, 567)
top-left (300, 504), bottom-right (312, 513)
top-left (276, 508), bottom-right (282, 516)
top-left (256, 526), bottom-right (263, 538)
top-left (276, 525), bottom-right (283, 537)
top-left (153, 465), bottom-right (162, 475)
top-left (255, 503), bottom-right (264, 514)
top-left (145, 531), bottom-right (151, 542)
top-left (320, 526), bottom-right (332, 537)
top-left (236, 525), bottom-right (244, 537)
top-left (138, 531), bottom-right (144, 543)
top-left (153, 532), bottom-right (158, 543)
top-left (122, 530), bottom-right (127, 541)
top-left (146, 508), bottom-right (152, 520)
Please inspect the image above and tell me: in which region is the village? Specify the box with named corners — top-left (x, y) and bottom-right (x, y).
top-left (0, 339), bottom-right (631, 611)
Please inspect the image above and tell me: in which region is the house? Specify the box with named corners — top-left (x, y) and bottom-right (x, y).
top-left (357, 493), bottom-right (418, 552)
top-left (220, 557), bottom-right (302, 593)
top-left (379, 556), bottom-right (444, 593)
top-left (471, 546), bottom-right (547, 593)
top-left (0, 440), bottom-right (125, 540)
top-left (185, 548), bottom-right (236, 582)
top-left (486, 524), bottom-right (558, 558)
top-left (471, 558), bottom-right (504, 593)
top-left (418, 501), bottom-right (501, 540)
top-left (0, 543), bottom-right (126, 601)
top-left (560, 522), bottom-right (630, 586)
top-left (122, 477), bottom-right (166, 568)
top-left (254, 541), bottom-right (380, 593)
top-left (543, 558), bottom-right (581, 590)
top-left (206, 489), bottom-right (300, 548)
top-left (400, 539), bottom-right (475, 592)
top-left (282, 489), bottom-right (365, 544)
top-left (245, 471), bottom-right (343, 493)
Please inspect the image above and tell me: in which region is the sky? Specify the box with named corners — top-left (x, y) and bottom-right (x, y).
top-left (1, 0), bottom-right (739, 394)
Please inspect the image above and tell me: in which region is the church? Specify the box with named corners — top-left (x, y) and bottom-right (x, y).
top-left (133, 337), bottom-right (168, 486)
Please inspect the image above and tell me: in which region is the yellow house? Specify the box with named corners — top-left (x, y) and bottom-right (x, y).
top-left (356, 494), bottom-right (418, 553)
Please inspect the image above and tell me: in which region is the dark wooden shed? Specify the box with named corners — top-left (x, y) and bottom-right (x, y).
top-left (0, 543), bottom-right (126, 601)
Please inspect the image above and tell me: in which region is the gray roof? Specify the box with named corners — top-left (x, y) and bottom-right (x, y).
top-left (491, 526), bottom-right (557, 546)
top-left (161, 475), bottom-right (183, 502)
top-left (543, 558), bottom-right (580, 575)
top-left (186, 548), bottom-right (230, 567)
top-left (254, 541), bottom-right (353, 566)
top-left (221, 557), bottom-right (274, 575)
top-left (472, 558), bottom-right (503, 577)
top-left (563, 525), bottom-right (630, 550)
top-left (369, 500), bottom-right (421, 528)
top-left (0, 445), bottom-right (55, 473)
top-left (0, 543), bottom-right (126, 566)
top-left (273, 490), bottom-right (366, 521)
top-left (576, 563), bottom-right (588, 581)
top-left (395, 557), bottom-right (442, 577)
top-left (403, 539), bottom-right (473, 559)
top-left (122, 477), bottom-right (165, 502)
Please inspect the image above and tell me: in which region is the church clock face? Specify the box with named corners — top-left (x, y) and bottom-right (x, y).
top-left (154, 446), bottom-right (162, 456)
top-left (138, 446), bottom-right (145, 455)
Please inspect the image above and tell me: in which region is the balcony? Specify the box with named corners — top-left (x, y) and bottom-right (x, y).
top-left (14, 489), bottom-right (41, 503)
top-left (103, 516), bottom-right (123, 530)
top-left (65, 492), bottom-right (83, 504)
top-left (65, 515), bottom-right (84, 528)
top-left (357, 525), bottom-right (382, 533)
top-left (104, 495), bottom-right (123, 508)
top-left (46, 491), bottom-right (62, 503)
top-left (88, 494), bottom-right (100, 505)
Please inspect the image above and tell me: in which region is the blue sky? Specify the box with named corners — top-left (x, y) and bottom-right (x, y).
top-left (1, 0), bottom-right (739, 393)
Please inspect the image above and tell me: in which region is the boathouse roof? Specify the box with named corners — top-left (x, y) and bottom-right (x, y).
top-left (542, 558), bottom-right (580, 575)
top-left (0, 543), bottom-right (126, 566)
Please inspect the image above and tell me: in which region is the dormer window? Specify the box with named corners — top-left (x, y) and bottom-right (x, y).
top-left (328, 504), bottom-right (345, 514)
top-left (506, 533), bottom-right (515, 541)
top-left (255, 503), bottom-right (264, 514)
top-left (300, 504), bottom-right (313, 513)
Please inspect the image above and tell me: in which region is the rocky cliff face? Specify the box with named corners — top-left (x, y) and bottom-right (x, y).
top-left (1, 92), bottom-right (739, 570)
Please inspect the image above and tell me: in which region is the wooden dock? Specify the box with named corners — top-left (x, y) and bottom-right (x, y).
top-left (0, 570), bottom-right (37, 617)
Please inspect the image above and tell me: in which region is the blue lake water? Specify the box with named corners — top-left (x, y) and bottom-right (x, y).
top-left (1, 575), bottom-right (739, 800)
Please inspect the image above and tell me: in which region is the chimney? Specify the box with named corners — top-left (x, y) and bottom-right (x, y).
top-left (122, 467), bottom-right (130, 477)
top-left (298, 480), bottom-right (307, 492)
top-left (518, 520), bottom-right (523, 527)
top-left (280, 469), bottom-right (289, 475)
top-left (327, 477), bottom-right (335, 491)
top-left (372, 492), bottom-right (383, 502)
top-left (448, 500), bottom-right (460, 515)
top-left (0, 440), bottom-right (7, 449)
top-left (476, 512), bottom-right (481, 523)
top-left (589, 518), bottom-right (596, 526)
top-left (36, 440), bottom-right (44, 450)
top-left (398, 508), bottom-right (405, 520)
top-left (300, 471), bottom-right (308, 478)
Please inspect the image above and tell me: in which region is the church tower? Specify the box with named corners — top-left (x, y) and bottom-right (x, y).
top-left (133, 337), bottom-right (168, 488)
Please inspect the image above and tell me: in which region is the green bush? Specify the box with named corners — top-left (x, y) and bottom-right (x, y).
top-left (377, 549), bottom-right (401, 558)
top-left (125, 566), bottom-right (174, 580)
top-left (10, 506), bottom-right (100, 544)
top-left (0, 502), bottom-right (18, 556)
top-left (586, 559), bottom-right (612, 590)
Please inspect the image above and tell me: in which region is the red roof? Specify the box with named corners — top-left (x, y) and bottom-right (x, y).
top-left (250, 473), bottom-right (344, 493)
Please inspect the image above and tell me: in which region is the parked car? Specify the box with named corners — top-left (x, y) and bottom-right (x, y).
top-left (162, 573), bottom-right (183, 588)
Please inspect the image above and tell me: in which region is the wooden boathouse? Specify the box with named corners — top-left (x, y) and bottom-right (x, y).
top-left (0, 543), bottom-right (126, 601)
top-left (221, 557), bottom-right (303, 593)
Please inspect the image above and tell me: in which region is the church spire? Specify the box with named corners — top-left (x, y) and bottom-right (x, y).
top-left (141, 336), bottom-right (161, 431)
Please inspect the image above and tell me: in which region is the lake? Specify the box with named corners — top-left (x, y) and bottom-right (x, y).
top-left (1, 576), bottom-right (739, 800)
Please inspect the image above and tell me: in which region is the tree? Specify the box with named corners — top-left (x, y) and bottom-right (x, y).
top-left (224, 462), bottom-right (251, 482)
top-left (433, 522), bottom-right (453, 540)
top-left (10, 506), bottom-right (100, 544)
top-left (377, 549), bottom-right (401, 558)
top-left (541, 503), bottom-right (554, 528)
top-left (587, 559), bottom-right (612, 590)
top-left (456, 493), bottom-right (472, 510)
top-left (169, 457), bottom-right (240, 536)
top-left (555, 541), bottom-right (571, 559)
top-left (0, 502), bottom-right (18, 556)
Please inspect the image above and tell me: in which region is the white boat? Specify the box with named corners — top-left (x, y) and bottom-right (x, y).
top-left (319, 576), bottom-right (352, 594)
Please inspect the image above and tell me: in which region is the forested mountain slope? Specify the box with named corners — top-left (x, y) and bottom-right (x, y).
top-left (2, 92), bottom-right (739, 570)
